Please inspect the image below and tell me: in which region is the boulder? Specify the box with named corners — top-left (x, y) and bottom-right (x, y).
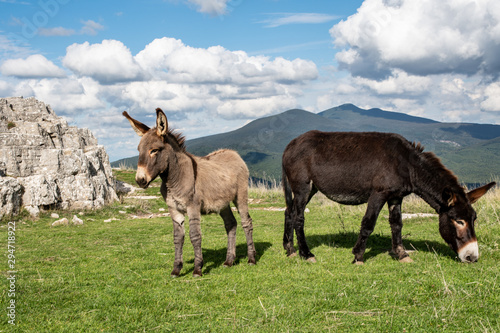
top-left (0, 177), bottom-right (22, 219)
top-left (72, 215), bottom-right (84, 225)
top-left (51, 218), bottom-right (69, 227)
top-left (0, 97), bottom-right (118, 217)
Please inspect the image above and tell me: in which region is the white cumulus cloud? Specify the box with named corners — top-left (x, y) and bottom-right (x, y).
top-left (0, 54), bottom-right (66, 78)
top-left (354, 69), bottom-right (432, 95)
top-left (331, 0), bottom-right (500, 78)
top-left (29, 77), bottom-right (105, 114)
top-left (481, 82), bottom-right (500, 112)
top-left (62, 40), bottom-right (147, 84)
top-left (135, 37), bottom-right (318, 85)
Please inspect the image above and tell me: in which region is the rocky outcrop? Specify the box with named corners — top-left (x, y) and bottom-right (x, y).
top-left (0, 97), bottom-right (118, 217)
top-left (0, 177), bottom-right (22, 219)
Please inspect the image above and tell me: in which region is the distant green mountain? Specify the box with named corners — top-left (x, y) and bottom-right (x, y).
top-left (112, 155), bottom-right (138, 169)
top-left (112, 104), bottom-right (500, 184)
top-left (438, 137), bottom-right (500, 184)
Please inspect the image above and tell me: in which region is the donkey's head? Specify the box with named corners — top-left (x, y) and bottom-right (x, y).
top-left (438, 182), bottom-right (495, 263)
top-left (123, 108), bottom-right (184, 189)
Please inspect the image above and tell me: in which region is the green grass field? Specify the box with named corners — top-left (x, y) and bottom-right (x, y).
top-left (1, 170), bottom-right (499, 332)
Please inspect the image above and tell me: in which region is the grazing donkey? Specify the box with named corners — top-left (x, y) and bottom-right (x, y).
top-left (123, 108), bottom-right (256, 277)
top-left (282, 130), bottom-right (495, 264)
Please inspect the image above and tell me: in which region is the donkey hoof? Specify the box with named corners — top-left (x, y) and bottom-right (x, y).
top-left (288, 252), bottom-right (298, 258)
top-left (223, 261), bottom-right (233, 267)
top-left (399, 256), bottom-right (414, 263)
top-left (353, 260), bottom-right (364, 265)
top-left (306, 256), bottom-right (317, 263)
top-left (247, 258), bottom-right (256, 265)
top-left (193, 268), bottom-right (203, 277)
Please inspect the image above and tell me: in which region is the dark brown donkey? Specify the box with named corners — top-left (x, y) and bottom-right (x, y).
top-left (282, 130), bottom-right (495, 264)
top-left (123, 109), bottom-right (256, 277)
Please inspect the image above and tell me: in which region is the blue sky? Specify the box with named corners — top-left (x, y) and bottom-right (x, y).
top-left (1, 0), bottom-right (500, 161)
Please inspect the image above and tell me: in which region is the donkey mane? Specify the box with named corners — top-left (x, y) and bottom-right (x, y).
top-left (411, 141), bottom-right (425, 153)
top-left (419, 150), bottom-right (460, 189)
top-left (161, 127), bottom-right (186, 152)
top-left (409, 141), bottom-right (460, 190)
top-left (204, 149), bottom-right (231, 159)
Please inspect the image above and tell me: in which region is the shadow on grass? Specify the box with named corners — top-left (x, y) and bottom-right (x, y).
top-left (305, 232), bottom-right (456, 262)
top-left (183, 241), bottom-right (272, 276)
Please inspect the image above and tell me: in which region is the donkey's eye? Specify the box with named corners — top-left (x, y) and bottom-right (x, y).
top-left (150, 149), bottom-right (160, 156)
top-left (455, 219), bottom-right (466, 227)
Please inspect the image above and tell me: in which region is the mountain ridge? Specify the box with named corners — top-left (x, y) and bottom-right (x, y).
top-left (319, 103), bottom-right (438, 124)
top-left (113, 104), bottom-right (500, 184)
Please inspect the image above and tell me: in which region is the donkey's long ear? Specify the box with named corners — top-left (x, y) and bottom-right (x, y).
top-left (467, 182), bottom-right (496, 204)
top-left (123, 111), bottom-right (150, 136)
top-left (156, 108), bottom-right (168, 137)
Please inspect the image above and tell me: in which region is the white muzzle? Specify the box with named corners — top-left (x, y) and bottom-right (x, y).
top-left (458, 241), bottom-right (479, 263)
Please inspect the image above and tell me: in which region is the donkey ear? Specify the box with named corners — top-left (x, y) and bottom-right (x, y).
top-left (123, 111), bottom-right (150, 136)
top-left (442, 188), bottom-right (457, 207)
top-left (467, 182), bottom-right (496, 204)
top-left (156, 108), bottom-right (168, 137)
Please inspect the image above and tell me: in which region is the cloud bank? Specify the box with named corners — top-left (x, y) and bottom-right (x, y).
top-left (320, 0), bottom-right (500, 119)
top-left (1, 37), bottom-right (317, 118)
top-left (331, 0), bottom-right (500, 79)
top-left (0, 36), bottom-right (317, 158)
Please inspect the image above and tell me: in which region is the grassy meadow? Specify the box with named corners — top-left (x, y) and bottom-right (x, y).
top-left (1, 169), bottom-right (499, 332)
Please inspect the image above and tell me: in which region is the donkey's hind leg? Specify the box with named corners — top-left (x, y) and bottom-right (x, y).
top-left (292, 182), bottom-right (317, 262)
top-left (220, 205), bottom-right (238, 267)
top-left (283, 206), bottom-right (295, 257)
top-left (234, 196), bottom-right (256, 265)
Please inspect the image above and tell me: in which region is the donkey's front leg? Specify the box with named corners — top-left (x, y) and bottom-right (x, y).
top-left (352, 193), bottom-right (387, 264)
top-left (388, 199), bottom-right (412, 263)
top-left (170, 208), bottom-right (185, 277)
top-left (187, 206), bottom-right (203, 277)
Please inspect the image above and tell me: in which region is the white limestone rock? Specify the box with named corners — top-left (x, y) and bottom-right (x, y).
top-left (0, 97), bottom-right (118, 217)
top-left (0, 177), bottom-right (22, 219)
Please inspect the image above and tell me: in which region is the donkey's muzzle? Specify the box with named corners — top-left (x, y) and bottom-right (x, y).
top-left (458, 241), bottom-right (479, 263)
top-left (136, 166), bottom-right (151, 189)
top-left (136, 177), bottom-right (150, 189)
